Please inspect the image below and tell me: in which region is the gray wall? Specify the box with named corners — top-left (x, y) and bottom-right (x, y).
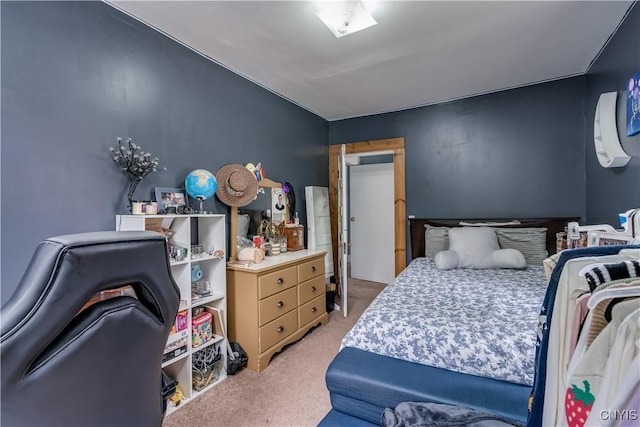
top-left (329, 77), bottom-right (587, 222)
top-left (1, 1), bottom-right (328, 301)
top-left (585, 3), bottom-right (640, 225)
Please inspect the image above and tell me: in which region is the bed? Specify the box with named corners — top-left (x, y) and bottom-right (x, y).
top-left (320, 217), bottom-right (577, 427)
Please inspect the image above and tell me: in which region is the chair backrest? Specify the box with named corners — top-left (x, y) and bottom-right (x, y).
top-left (1, 231), bottom-right (179, 427)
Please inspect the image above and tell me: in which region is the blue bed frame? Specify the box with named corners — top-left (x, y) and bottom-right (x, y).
top-left (320, 347), bottom-right (531, 426)
top-left (319, 217), bottom-right (577, 426)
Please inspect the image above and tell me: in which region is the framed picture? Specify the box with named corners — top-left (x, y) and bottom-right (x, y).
top-left (271, 187), bottom-right (287, 224)
top-left (155, 187), bottom-right (188, 212)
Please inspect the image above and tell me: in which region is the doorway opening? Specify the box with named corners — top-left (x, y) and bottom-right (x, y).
top-left (328, 137), bottom-right (406, 315)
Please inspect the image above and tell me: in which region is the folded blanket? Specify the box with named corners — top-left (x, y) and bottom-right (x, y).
top-left (382, 402), bottom-right (524, 427)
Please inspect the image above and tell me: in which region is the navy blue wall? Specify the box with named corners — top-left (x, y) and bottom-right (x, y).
top-left (1, 1), bottom-right (328, 300)
top-left (3, 1), bottom-right (637, 301)
top-left (330, 77), bottom-right (587, 221)
top-left (585, 3), bottom-right (640, 225)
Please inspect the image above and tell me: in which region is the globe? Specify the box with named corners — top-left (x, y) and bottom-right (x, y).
top-left (185, 169), bottom-right (217, 212)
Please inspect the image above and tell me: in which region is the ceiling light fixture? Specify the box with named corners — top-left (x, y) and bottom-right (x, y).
top-left (315, 1), bottom-right (378, 38)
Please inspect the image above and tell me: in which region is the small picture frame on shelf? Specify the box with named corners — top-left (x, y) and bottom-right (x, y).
top-left (155, 187), bottom-right (188, 213)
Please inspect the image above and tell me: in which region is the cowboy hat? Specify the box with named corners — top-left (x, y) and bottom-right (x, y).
top-left (215, 164), bottom-right (258, 207)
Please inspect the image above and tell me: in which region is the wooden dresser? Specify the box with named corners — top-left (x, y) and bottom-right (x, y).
top-left (226, 250), bottom-right (328, 371)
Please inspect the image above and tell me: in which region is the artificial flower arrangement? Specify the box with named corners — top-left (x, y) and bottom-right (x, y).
top-left (109, 137), bottom-right (164, 208)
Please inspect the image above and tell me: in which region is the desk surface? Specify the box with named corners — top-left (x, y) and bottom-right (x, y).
top-left (226, 249), bottom-right (325, 273)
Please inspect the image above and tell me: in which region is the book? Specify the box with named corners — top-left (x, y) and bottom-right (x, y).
top-left (164, 335), bottom-right (187, 355)
top-left (162, 345), bottom-right (187, 364)
top-left (205, 306), bottom-right (226, 337)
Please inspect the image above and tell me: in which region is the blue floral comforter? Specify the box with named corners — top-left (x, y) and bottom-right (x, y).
top-left (341, 258), bottom-right (547, 385)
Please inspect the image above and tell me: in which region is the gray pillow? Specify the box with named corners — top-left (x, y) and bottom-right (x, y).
top-left (424, 225), bottom-right (450, 258)
top-left (495, 228), bottom-right (548, 265)
top-left (237, 213), bottom-right (250, 238)
top-left (448, 227), bottom-right (500, 269)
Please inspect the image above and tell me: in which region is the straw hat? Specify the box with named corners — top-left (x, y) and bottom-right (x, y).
top-left (215, 164), bottom-right (258, 207)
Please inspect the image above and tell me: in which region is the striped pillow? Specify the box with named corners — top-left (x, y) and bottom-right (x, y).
top-left (424, 225), bottom-right (450, 258)
top-left (495, 228), bottom-right (548, 265)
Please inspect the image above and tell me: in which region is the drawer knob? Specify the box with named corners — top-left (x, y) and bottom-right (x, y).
top-left (277, 301), bottom-right (284, 308)
top-left (311, 286), bottom-right (316, 292)
top-left (277, 278), bottom-right (284, 284)
top-left (277, 326), bottom-right (284, 333)
top-left (311, 266), bottom-right (316, 272)
top-left (311, 307), bottom-right (317, 313)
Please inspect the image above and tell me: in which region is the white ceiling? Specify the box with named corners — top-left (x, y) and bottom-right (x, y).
top-left (109, 1), bottom-right (633, 121)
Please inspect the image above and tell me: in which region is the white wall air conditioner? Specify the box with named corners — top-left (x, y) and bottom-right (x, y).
top-left (305, 186), bottom-right (334, 281)
top-left (593, 91), bottom-right (631, 168)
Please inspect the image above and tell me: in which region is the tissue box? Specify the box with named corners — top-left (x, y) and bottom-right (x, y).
top-left (192, 312), bottom-right (213, 348)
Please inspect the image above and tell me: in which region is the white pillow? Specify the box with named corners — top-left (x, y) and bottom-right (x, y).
top-left (492, 249), bottom-right (526, 269)
top-left (434, 248), bottom-right (526, 270)
top-left (448, 227), bottom-right (500, 269)
top-left (434, 250), bottom-right (460, 270)
top-left (459, 220), bottom-right (521, 226)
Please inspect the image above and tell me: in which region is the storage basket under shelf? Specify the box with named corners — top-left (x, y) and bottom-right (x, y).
top-left (192, 346), bottom-right (223, 391)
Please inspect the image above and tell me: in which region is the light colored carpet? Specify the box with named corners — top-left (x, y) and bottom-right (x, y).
top-left (163, 277), bottom-right (385, 427)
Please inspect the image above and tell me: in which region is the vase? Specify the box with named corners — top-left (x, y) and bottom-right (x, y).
top-left (127, 178), bottom-right (143, 212)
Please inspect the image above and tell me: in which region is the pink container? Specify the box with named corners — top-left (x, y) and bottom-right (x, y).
top-left (176, 310), bottom-right (188, 332)
top-left (192, 312), bottom-right (213, 348)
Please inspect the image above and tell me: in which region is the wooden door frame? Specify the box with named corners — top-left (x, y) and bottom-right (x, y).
top-left (328, 137), bottom-right (406, 291)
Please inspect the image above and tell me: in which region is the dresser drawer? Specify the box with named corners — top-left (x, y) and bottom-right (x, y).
top-left (259, 287), bottom-right (297, 327)
top-left (298, 294), bottom-right (326, 328)
top-left (258, 266), bottom-right (297, 299)
top-left (297, 258), bottom-right (324, 283)
top-left (259, 309), bottom-right (297, 352)
top-left (298, 275), bottom-right (325, 306)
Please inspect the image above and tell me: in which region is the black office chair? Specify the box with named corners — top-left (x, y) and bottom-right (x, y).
top-left (1, 231), bottom-right (180, 427)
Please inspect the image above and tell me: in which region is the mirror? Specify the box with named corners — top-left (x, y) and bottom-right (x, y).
top-left (230, 178), bottom-right (288, 260)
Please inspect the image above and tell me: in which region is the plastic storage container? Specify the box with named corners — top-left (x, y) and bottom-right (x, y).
top-left (191, 312), bottom-right (213, 348)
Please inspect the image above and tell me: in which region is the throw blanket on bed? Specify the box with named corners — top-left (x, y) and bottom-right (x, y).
top-left (383, 402), bottom-right (524, 427)
top-left (341, 258), bottom-right (547, 385)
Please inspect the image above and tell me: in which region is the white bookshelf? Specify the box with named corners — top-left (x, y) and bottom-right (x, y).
top-left (116, 214), bottom-right (227, 413)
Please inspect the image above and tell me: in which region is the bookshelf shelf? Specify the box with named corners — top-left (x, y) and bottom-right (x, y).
top-left (116, 214), bottom-right (227, 409)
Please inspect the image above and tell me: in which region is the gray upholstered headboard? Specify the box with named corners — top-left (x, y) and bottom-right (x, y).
top-left (409, 217), bottom-right (579, 260)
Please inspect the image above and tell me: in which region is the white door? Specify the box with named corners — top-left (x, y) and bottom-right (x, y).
top-left (350, 163), bottom-right (395, 284)
top-left (338, 145), bottom-right (349, 317)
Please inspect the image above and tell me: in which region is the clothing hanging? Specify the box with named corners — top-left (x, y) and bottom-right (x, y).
top-left (566, 302), bottom-right (640, 427)
top-left (527, 244), bottom-right (640, 427)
